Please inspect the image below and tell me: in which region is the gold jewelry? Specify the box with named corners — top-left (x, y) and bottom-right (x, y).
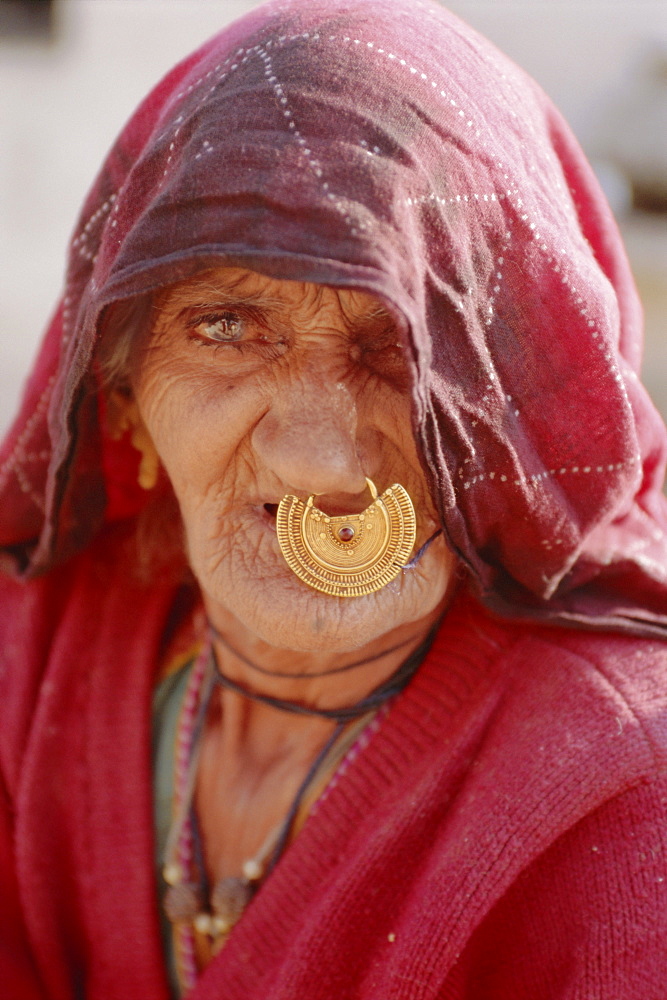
top-left (276, 478), bottom-right (416, 597)
top-left (107, 391), bottom-right (160, 490)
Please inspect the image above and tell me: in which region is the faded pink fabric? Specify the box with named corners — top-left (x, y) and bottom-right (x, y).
top-left (1, 0), bottom-right (666, 635)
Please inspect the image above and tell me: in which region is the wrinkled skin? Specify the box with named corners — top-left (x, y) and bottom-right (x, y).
top-left (131, 267), bottom-right (456, 659)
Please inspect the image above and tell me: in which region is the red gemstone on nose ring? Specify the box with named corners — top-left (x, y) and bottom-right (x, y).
top-left (338, 525), bottom-right (355, 542)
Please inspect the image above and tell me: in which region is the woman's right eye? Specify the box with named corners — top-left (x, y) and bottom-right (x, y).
top-left (191, 311), bottom-right (246, 343)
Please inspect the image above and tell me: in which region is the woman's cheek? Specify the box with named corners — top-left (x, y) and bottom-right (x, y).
top-left (138, 374), bottom-right (219, 476)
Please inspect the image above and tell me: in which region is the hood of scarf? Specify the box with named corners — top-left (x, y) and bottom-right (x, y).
top-left (1, 0), bottom-right (666, 635)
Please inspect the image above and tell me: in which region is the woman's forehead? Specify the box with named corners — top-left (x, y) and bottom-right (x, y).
top-left (156, 266), bottom-right (389, 323)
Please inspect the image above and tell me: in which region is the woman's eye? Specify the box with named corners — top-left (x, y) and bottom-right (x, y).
top-left (192, 311), bottom-right (245, 343)
top-left (361, 338), bottom-right (410, 387)
top-left (184, 306), bottom-right (288, 362)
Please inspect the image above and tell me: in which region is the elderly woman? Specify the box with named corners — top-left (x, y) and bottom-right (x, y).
top-left (1, 1), bottom-right (667, 997)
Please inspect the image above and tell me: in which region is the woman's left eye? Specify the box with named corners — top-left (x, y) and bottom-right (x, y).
top-left (192, 311), bottom-right (246, 343)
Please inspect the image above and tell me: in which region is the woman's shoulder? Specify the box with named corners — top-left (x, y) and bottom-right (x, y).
top-left (424, 595), bottom-right (667, 840)
top-left (0, 521), bottom-right (185, 791)
top-left (451, 619), bottom-right (667, 993)
top-left (448, 605), bottom-right (667, 851)
top-left (500, 622), bottom-right (667, 770)
top-left (436, 593), bottom-right (667, 752)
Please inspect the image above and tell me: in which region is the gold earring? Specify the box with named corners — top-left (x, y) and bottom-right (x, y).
top-left (276, 478), bottom-right (416, 597)
top-left (107, 391), bottom-right (160, 491)
top-left (131, 422), bottom-right (160, 491)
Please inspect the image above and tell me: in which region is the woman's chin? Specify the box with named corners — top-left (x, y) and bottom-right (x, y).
top-left (198, 541), bottom-right (456, 654)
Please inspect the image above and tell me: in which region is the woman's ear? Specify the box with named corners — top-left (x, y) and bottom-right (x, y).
top-left (106, 390), bottom-right (161, 491)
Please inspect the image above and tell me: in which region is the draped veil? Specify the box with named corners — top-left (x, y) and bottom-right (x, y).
top-left (1, 0), bottom-right (666, 635)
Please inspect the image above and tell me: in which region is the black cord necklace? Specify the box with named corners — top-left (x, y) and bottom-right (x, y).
top-left (209, 634), bottom-right (431, 722)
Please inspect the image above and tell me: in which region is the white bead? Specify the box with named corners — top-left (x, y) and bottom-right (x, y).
top-left (242, 858), bottom-right (263, 881)
top-left (163, 863), bottom-right (182, 886)
top-left (212, 915), bottom-right (233, 935)
top-left (194, 912), bottom-right (213, 935)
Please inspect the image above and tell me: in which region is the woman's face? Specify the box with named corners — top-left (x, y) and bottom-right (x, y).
top-left (131, 267), bottom-right (455, 652)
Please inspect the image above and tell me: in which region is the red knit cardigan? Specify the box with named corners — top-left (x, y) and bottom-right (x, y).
top-left (2, 526), bottom-right (666, 1000)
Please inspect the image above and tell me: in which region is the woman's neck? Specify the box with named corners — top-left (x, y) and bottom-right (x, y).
top-left (203, 595), bottom-right (449, 762)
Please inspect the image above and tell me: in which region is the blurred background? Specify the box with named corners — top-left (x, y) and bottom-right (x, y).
top-left (1, 0), bottom-right (666, 434)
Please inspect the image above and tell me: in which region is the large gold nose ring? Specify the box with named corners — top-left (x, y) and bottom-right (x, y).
top-left (276, 478), bottom-right (416, 597)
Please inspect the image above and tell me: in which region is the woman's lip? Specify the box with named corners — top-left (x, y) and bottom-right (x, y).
top-left (260, 503), bottom-right (279, 532)
top-left (254, 502), bottom-right (441, 568)
top-left (261, 499), bottom-right (366, 517)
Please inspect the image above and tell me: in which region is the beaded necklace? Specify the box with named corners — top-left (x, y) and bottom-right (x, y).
top-left (162, 643), bottom-right (212, 990)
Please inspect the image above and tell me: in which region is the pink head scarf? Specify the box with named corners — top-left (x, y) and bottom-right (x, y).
top-left (1, 0), bottom-right (666, 635)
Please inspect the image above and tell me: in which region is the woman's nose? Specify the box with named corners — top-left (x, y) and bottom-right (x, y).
top-left (251, 377), bottom-right (368, 497)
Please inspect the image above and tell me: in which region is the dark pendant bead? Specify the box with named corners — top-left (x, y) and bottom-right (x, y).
top-left (164, 881), bottom-right (205, 922)
top-left (211, 876), bottom-right (254, 927)
top-left (338, 525), bottom-right (355, 542)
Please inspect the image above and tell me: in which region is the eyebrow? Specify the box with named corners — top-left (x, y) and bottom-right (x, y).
top-left (170, 286), bottom-right (285, 310)
top-left (161, 279), bottom-right (395, 334)
top-left (346, 307), bottom-right (396, 339)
